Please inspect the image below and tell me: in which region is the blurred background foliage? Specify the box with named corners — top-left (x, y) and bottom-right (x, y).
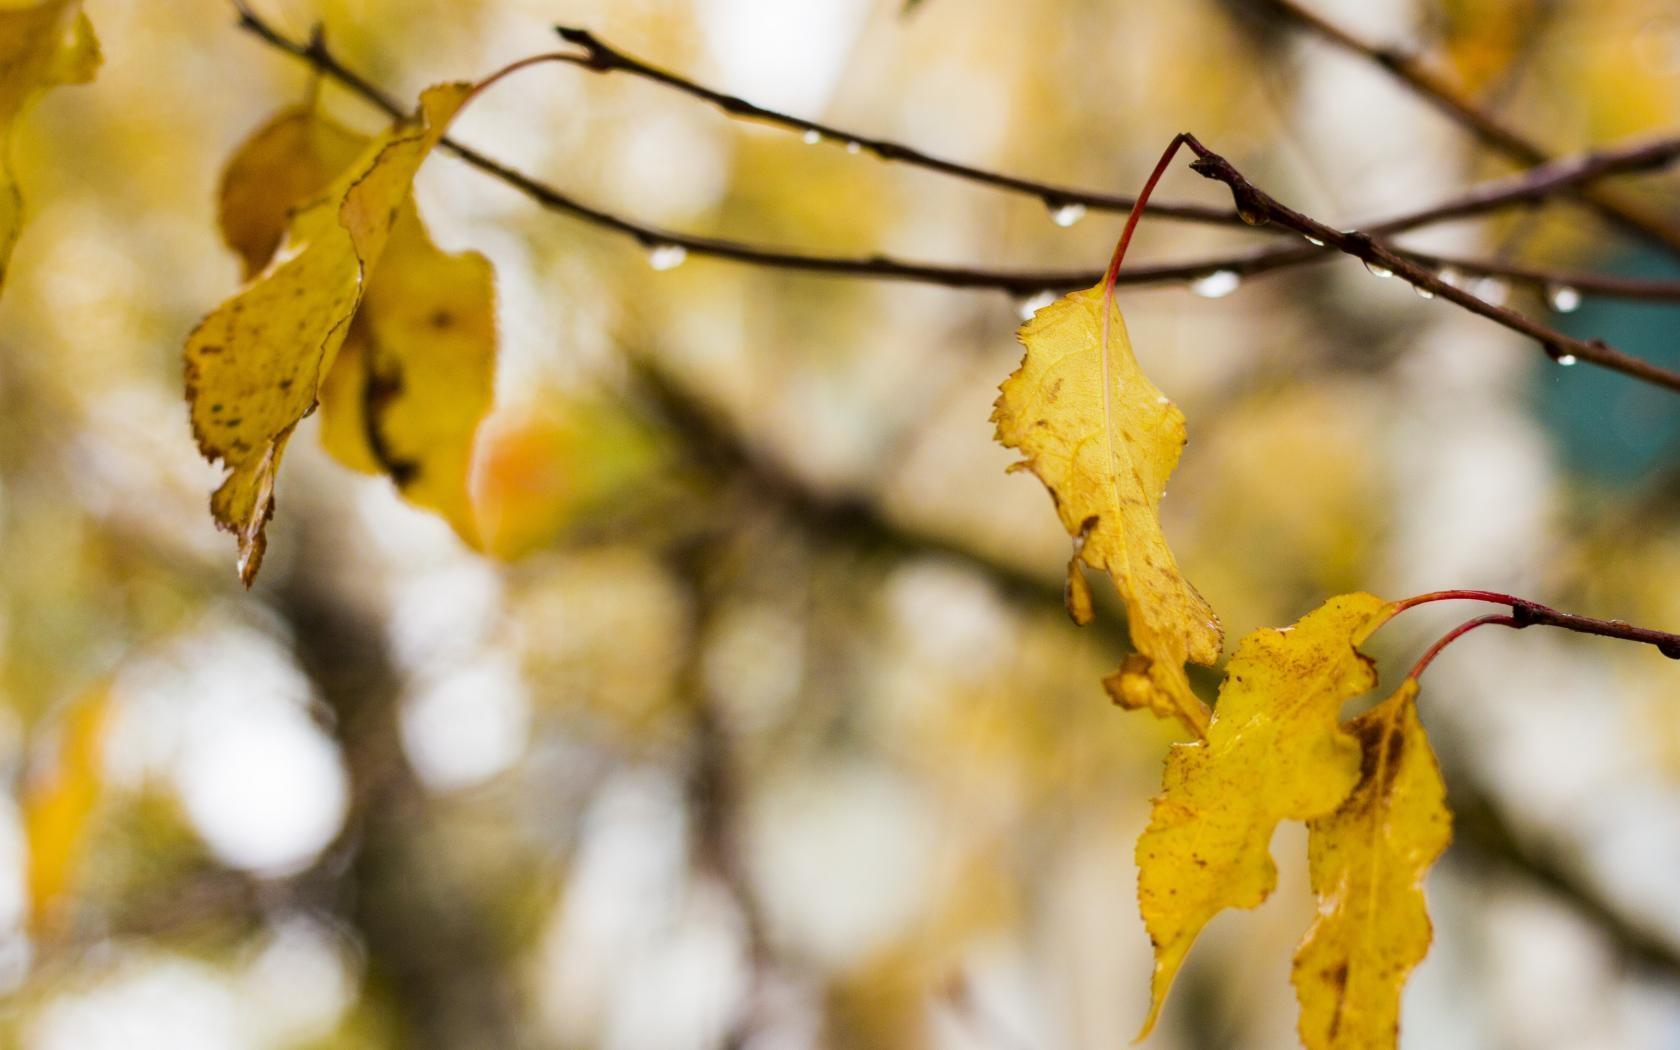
top-left (3, 0), bottom-right (1680, 1046)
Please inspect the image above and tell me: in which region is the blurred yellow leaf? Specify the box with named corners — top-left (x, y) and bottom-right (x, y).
top-left (0, 0), bottom-right (98, 292)
top-left (1134, 592), bottom-right (1395, 1036)
top-left (471, 397), bottom-right (663, 559)
top-left (1294, 678), bottom-right (1451, 1050)
top-left (993, 283), bottom-right (1221, 736)
top-left (316, 204), bottom-right (495, 546)
top-left (23, 684), bottom-right (108, 935)
top-left (185, 83), bottom-right (473, 584)
top-left (217, 104), bottom-right (366, 280)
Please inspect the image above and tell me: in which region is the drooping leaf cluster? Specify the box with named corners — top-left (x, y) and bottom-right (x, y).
top-left (188, 83), bottom-right (495, 584)
top-left (996, 283), bottom-right (1452, 1048)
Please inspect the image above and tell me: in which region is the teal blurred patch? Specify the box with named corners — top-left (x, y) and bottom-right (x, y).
top-left (1534, 248), bottom-right (1680, 485)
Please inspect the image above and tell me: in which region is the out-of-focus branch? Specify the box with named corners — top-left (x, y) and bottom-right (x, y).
top-left (1449, 774), bottom-right (1680, 978)
top-left (1248, 0), bottom-right (1680, 258)
top-left (1181, 135), bottom-right (1680, 393)
top-left (278, 548), bottom-right (526, 1050)
top-left (231, 3), bottom-right (1680, 306)
top-left (667, 539), bottom-right (778, 1047)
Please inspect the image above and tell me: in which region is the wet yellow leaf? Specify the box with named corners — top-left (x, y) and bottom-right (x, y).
top-left (24, 684), bottom-right (108, 935)
top-left (216, 101), bottom-right (497, 548)
top-left (993, 283), bottom-right (1220, 736)
top-left (1135, 592), bottom-right (1395, 1036)
top-left (0, 0), bottom-right (98, 292)
top-left (1294, 678), bottom-right (1451, 1050)
top-left (186, 83), bottom-right (472, 584)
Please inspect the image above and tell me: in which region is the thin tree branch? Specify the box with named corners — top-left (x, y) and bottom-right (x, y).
top-left (1394, 589), bottom-right (1680, 658)
top-left (549, 25), bottom-right (1246, 229)
top-left (1250, 0), bottom-right (1680, 258)
top-left (1181, 135), bottom-right (1680, 393)
top-left (232, 2), bottom-right (1680, 310)
top-left (1401, 252), bottom-right (1680, 303)
top-left (551, 25), bottom-right (1680, 253)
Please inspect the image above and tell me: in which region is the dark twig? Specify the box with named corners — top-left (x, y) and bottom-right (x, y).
top-left (1181, 135), bottom-right (1680, 393)
top-left (1395, 589), bottom-right (1680, 660)
top-left (552, 25), bottom-right (1680, 252)
top-left (232, 3), bottom-right (1680, 309)
top-left (551, 25), bottom-right (1247, 229)
top-left (1251, 0), bottom-right (1680, 258)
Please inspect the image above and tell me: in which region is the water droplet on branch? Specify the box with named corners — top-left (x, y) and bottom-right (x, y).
top-left (1471, 276), bottom-right (1509, 306)
top-left (1413, 284), bottom-right (1434, 300)
top-left (647, 244), bottom-right (688, 271)
top-left (1547, 283), bottom-right (1582, 313)
top-left (1014, 290), bottom-right (1057, 320)
top-left (1189, 270), bottom-right (1241, 298)
top-left (801, 129), bottom-right (822, 145)
top-left (1048, 201), bottom-right (1087, 228)
top-left (845, 140), bottom-right (862, 155)
top-left (1303, 234), bottom-right (1325, 247)
top-left (1362, 259), bottom-right (1393, 278)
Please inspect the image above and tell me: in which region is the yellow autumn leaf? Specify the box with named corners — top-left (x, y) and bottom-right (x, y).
top-left (217, 103), bottom-right (366, 279)
top-left (1134, 591), bottom-right (1395, 1037)
top-left (216, 100), bottom-right (498, 548)
top-left (23, 684), bottom-right (108, 936)
top-left (993, 283), bottom-right (1221, 737)
top-left (185, 82), bottom-right (473, 584)
top-left (0, 0), bottom-right (99, 292)
top-left (1293, 678), bottom-right (1451, 1050)
top-left (315, 201), bottom-right (496, 546)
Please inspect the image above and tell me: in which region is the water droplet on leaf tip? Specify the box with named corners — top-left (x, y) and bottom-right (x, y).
top-left (801, 129), bottom-right (821, 145)
top-left (1049, 202), bottom-right (1087, 228)
top-left (1547, 283), bottom-right (1582, 312)
top-left (1014, 290), bottom-right (1056, 319)
top-left (1362, 259), bottom-right (1393, 278)
top-left (845, 140), bottom-right (862, 154)
top-left (647, 244), bottom-right (688, 271)
top-left (1189, 270), bottom-right (1240, 298)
